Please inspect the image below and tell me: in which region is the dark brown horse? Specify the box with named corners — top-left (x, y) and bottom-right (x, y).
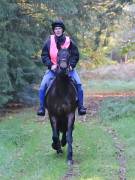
top-left (46, 49), bottom-right (77, 165)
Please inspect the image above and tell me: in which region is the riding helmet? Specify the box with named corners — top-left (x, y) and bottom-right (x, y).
top-left (52, 20), bottom-right (65, 31)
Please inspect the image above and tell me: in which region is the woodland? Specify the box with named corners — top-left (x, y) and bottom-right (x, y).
top-left (0, 0), bottom-right (135, 107)
top-left (1, 1), bottom-right (135, 179)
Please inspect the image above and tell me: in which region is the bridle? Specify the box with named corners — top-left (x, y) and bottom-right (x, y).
top-left (57, 49), bottom-right (70, 74)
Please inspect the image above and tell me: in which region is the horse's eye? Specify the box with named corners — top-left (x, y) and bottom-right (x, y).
top-left (60, 61), bottom-right (67, 68)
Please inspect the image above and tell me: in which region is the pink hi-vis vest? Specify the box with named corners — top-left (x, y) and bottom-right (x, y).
top-left (50, 35), bottom-right (70, 65)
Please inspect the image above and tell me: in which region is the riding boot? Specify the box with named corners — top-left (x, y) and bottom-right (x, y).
top-left (77, 84), bottom-right (87, 115)
top-left (37, 88), bottom-right (46, 116)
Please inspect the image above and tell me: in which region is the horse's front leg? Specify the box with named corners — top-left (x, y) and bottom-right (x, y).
top-left (61, 132), bottom-right (66, 147)
top-left (49, 115), bottom-right (62, 154)
top-left (67, 113), bottom-right (75, 165)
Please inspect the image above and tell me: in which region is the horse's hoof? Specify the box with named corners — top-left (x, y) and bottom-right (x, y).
top-left (57, 149), bottom-right (63, 154)
top-left (52, 143), bottom-right (57, 150)
top-left (67, 160), bottom-right (73, 166)
top-left (61, 139), bottom-right (66, 147)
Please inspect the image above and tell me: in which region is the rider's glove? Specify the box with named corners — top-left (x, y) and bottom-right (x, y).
top-left (69, 65), bottom-right (73, 71)
top-left (51, 64), bottom-right (57, 72)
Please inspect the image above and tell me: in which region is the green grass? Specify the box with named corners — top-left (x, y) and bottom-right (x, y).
top-left (111, 117), bottom-right (135, 180)
top-left (1, 96), bottom-right (135, 179)
top-left (74, 122), bottom-right (118, 180)
top-left (99, 97), bottom-right (135, 121)
top-left (86, 79), bottom-right (135, 93)
top-left (0, 110), bottom-right (67, 180)
top-left (99, 97), bottom-right (135, 180)
top-left (0, 109), bottom-right (118, 180)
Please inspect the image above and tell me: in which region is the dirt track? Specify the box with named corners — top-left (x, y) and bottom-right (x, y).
top-left (86, 92), bottom-right (135, 98)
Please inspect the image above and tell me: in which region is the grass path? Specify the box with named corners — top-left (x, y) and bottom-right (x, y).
top-left (1, 95), bottom-right (135, 179)
top-left (103, 126), bottom-right (126, 180)
top-left (0, 106), bottom-right (119, 180)
top-left (79, 97), bottom-right (127, 180)
top-left (98, 96), bottom-right (135, 180)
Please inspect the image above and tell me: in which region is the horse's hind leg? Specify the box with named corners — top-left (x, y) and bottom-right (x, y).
top-left (50, 116), bottom-right (63, 154)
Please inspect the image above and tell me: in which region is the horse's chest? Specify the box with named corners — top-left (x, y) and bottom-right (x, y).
top-left (53, 97), bottom-right (70, 107)
top-left (51, 96), bottom-right (73, 114)
top-left (47, 83), bottom-right (76, 114)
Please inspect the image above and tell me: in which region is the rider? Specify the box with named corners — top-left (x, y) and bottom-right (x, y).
top-left (37, 20), bottom-right (87, 116)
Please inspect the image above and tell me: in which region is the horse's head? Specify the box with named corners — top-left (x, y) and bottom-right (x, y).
top-left (57, 48), bottom-right (70, 74)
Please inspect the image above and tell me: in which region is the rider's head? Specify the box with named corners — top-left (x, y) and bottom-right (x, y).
top-left (52, 20), bottom-right (65, 37)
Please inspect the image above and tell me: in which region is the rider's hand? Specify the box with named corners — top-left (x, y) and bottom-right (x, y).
top-left (51, 64), bottom-right (57, 71)
top-left (69, 65), bottom-right (73, 71)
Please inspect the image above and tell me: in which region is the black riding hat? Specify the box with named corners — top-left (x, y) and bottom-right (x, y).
top-left (52, 20), bottom-right (65, 31)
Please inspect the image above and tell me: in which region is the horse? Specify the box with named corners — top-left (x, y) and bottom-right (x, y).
top-left (46, 48), bottom-right (77, 165)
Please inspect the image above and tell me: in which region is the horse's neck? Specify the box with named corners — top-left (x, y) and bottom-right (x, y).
top-left (55, 75), bottom-right (70, 92)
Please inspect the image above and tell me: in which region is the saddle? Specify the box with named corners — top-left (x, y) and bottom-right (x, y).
top-left (45, 77), bottom-right (78, 101)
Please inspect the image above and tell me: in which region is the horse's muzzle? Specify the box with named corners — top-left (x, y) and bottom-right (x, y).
top-left (60, 60), bottom-right (68, 69)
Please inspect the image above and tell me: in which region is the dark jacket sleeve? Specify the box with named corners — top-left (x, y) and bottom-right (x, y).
top-left (41, 37), bottom-right (53, 69)
top-left (69, 40), bottom-right (79, 68)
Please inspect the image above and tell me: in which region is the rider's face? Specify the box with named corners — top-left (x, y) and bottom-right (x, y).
top-left (54, 27), bottom-right (63, 37)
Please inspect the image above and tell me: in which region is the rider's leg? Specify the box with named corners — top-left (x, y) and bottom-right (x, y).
top-left (69, 69), bottom-right (86, 115)
top-left (37, 70), bottom-right (55, 116)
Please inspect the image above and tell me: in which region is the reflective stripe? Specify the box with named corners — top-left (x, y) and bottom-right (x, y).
top-left (50, 35), bottom-right (70, 64)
